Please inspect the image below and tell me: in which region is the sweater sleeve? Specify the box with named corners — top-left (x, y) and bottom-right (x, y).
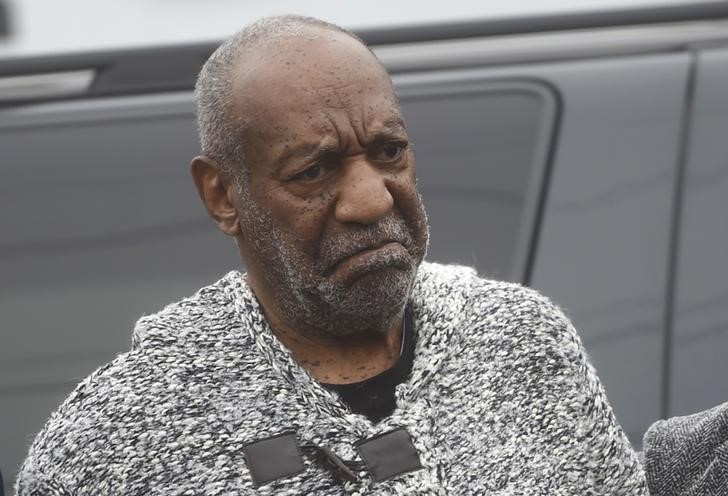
top-left (643, 401), bottom-right (728, 496)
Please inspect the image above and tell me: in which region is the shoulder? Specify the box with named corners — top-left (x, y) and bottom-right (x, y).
top-left (416, 261), bottom-right (569, 317)
top-left (458, 270), bottom-right (590, 384)
top-left (414, 260), bottom-right (479, 291)
top-left (413, 262), bottom-right (591, 391)
top-left (132, 270), bottom-right (252, 350)
top-left (19, 271), bottom-right (265, 492)
top-left (414, 263), bottom-right (646, 492)
top-left (17, 349), bottom-right (158, 492)
top-left (418, 261), bottom-right (581, 351)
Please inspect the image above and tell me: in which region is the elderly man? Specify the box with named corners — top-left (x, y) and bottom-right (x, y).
top-left (17, 16), bottom-right (648, 494)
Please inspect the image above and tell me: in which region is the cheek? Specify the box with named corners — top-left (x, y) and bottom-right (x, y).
top-left (389, 165), bottom-right (429, 246)
top-left (269, 190), bottom-right (335, 253)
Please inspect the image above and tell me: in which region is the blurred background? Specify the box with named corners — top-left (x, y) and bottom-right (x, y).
top-left (2, 0), bottom-right (728, 492)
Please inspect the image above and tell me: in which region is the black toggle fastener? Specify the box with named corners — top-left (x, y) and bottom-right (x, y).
top-left (314, 445), bottom-right (359, 482)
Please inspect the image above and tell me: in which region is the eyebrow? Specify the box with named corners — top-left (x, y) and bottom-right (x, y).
top-left (273, 117), bottom-right (407, 173)
top-left (273, 139), bottom-right (336, 175)
top-left (373, 117), bottom-right (407, 137)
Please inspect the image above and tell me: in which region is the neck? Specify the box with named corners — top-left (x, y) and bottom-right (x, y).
top-left (245, 266), bottom-right (406, 384)
top-left (268, 309), bottom-right (405, 384)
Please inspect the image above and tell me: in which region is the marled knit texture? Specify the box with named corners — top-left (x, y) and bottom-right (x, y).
top-left (16, 262), bottom-right (646, 495)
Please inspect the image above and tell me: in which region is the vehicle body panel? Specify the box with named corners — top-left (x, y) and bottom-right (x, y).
top-left (670, 45), bottom-right (728, 416)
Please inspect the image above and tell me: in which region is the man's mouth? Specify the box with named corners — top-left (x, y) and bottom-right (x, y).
top-left (328, 241), bottom-right (412, 282)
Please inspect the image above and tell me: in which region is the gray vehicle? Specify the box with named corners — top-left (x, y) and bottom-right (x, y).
top-left (2, 2), bottom-right (728, 491)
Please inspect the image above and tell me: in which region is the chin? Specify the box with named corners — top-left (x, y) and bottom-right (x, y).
top-left (313, 265), bottom-right (415, 337)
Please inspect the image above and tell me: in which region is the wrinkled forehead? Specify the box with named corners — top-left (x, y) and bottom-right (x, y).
top-left (231, 29), bottom-right (401, 140)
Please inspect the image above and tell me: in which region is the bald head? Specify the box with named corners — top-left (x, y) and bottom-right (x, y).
top-left (194, 15), bottom-right (393, 176)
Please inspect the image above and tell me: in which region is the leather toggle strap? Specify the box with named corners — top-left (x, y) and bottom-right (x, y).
top-left (242, 432), bottom-right (305, 487)
top-left (356, 428), bottom-right (423, 482)
top-left (242, 429), bottom-right (421, 486)
top-left (314, 445), bottom-right (359, 482)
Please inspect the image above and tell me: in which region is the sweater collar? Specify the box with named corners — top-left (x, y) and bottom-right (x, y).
top-left (221, 262), bottom-right (475, 423)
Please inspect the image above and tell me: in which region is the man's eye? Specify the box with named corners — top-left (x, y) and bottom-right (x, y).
top-left (293, 164), bottom-right (325, 182)
top-left (372, 142), bottom-right (407, 162)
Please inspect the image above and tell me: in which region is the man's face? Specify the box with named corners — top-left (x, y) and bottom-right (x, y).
top-left (230, 30), bottom-right (429, 337)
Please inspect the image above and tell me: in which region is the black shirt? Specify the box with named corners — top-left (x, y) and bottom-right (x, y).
top-left (321, 305), bottom-right (415, 423)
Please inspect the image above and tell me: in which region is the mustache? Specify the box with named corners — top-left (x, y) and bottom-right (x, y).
top-left (316, 215), bottom-right (415, 273)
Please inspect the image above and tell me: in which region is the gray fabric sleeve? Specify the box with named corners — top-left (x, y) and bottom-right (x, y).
top-left (643, 402), bottom-right (728, 496)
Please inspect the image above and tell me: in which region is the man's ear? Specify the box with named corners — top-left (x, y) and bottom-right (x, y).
top-left (190, 156), bottom-right (241, 236)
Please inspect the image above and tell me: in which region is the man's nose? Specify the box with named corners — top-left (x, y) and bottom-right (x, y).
top-left (334, 159), bottom-right (394, 225)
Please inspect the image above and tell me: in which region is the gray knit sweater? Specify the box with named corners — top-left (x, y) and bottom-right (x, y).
top-left (16, 262), bottom-right (646, 495)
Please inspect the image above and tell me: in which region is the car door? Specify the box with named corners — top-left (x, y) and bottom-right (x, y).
top-left (669, 44), bottom-right (728, 418)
